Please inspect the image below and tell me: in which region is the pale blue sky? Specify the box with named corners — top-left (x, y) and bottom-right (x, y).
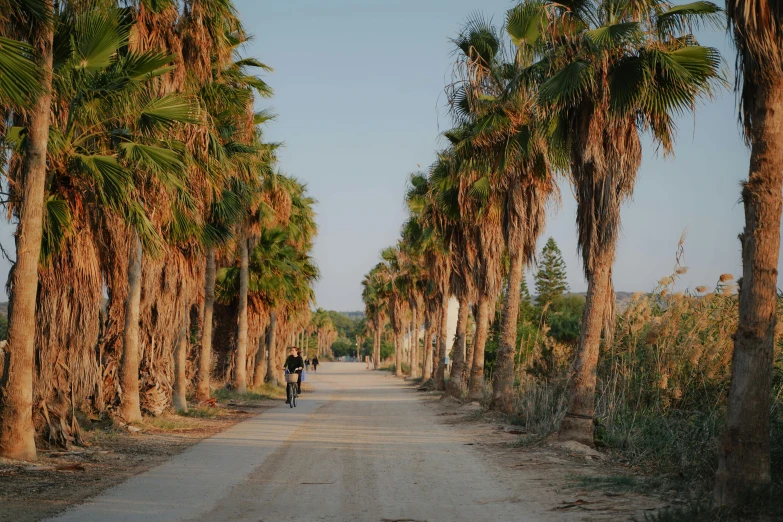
top-left (0, 0), bottom-right (775, 312)
top-left (234, 0), bottom-right (771, 311)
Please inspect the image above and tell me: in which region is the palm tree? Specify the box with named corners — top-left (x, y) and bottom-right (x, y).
top-left (0, 1), bottom-right (42, 109)
top-left (2, 3), bottom-right (196, 452)
top-left (380, 246), bottom-right (409, 377)
top-left (446, 19), bottom-right (513, 401)
top-left (527, 0), bottom-right (723, 444)
top-left (0, 0), bottom-right (55, 461)
top-left (405, 165), bottom-right (456, 390)
top-left (216, 175), bottom-right (318, 389)
top-left (362, 267), bottom-right (387, 369)
top-left (715, 0), bottom-right (783, 505)
top-left (172, 0), bottom-right (271, 397)
top-left (400, 214), bottom-right (431, 378)
top-left (448, 4), bottom-right (564, 413)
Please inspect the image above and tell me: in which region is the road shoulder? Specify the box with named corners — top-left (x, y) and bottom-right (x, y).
top-left (415, 384), bottom-right (669, 521)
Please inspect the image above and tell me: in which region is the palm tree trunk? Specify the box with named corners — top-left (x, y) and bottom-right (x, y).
top-left (373, 314), bottom-right (381, 368)
top-left (117, 234), bottom-right (143, 423)
top-left (467, 294), bottom-right (491, 401)
top-left (491, 248), bottom-right (524, 413)
top-left (422, 316), bottom-right (433, 380)
top-left (252, 325), bottom-right (267, 388)
top-left (275, 332), bottom-right (286, 384)
top-left (464, 306), bottom-right (476, 386)
top-left (408, 322), bottom-right (414, 371)
top-left (714, 80), bottom-right (783, 505)
top-left (446, 295), bottom-right (470, 397)
top-left (395, 329), bottom-right (404, 377)
top-left (235, 234), bottom-right (249, 393)
top-left (559, 248), bottom-right (613, 446)
top-left (411, 310), bottom-right (421, 378)
top-left (435, 293), bottom-right (449, 391)
top-left (265, 311), bottom-right (278, 386)
top-left (0, 22), bottom-right (54, 460)
top-left (196, 248), bottom-right (215, 401)
top-left (372, 326), bottom-right (380, 369)
top-left (172, 302), bottom-right (189, 412)
top-left (432, 309), bottom-right (441, 382)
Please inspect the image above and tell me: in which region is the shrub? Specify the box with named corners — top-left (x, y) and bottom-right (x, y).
top-left (512, 264), bottom-right (783, 500)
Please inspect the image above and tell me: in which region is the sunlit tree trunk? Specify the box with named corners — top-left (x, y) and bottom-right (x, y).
top-left (235, 234), bottom-right (249, 393)
top-left (435, 294), bottom-right (449, 391)
top-left (559, 247), bottom-right (613, 445)
top-left (118, 234), bottom-right (143, 423)
top-left (446, 295), bottom-right (469, 397)
top-left (196, 248), bottom-right (215, 401)
top-left (432, 309), bottom-right (441, 382)
top-left (422, 316), bottom-right (433, 381)
top-left (464, 308), bottom-right (476, 386)
top-left (467, 294), bottom-right (491, 401)
top-left (372, 326), bottom-right (381, 369)
top-left (253, 325), bottom-right (267, 387)
top-left (395, 329), bottom-right (404, 377)
top-left (275, 331), bottom-right (286, 385)
top-left (172, 302), bottom-right (189, 412)
top-left (265, 311), bottom-right (278, 386)
top-left (373, 314), bottom-right (381, 368)
top-left (715, 80), bottom-right (783, 505)
top-left (0, 17), bottom-right (54, 460)
top-left (410, 309), bottom-right (421, 378)
top-left (491, 248), bottom-right (524, 413)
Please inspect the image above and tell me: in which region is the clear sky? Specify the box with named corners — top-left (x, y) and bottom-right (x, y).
top-left (232, 0), bottom-right (775, 311)
top-left (0, 0), bottom-right (777, 312)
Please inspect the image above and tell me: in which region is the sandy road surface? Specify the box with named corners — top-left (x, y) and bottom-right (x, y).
top-left (49, 363), bottom-right (555, 522)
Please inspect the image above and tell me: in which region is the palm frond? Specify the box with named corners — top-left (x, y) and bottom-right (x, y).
top-left (0, 36), bottom-right (41, 107)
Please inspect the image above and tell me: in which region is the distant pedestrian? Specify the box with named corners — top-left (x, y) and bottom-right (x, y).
top-left (312, 356), bottom-right (319, 372)
top-left (305, 357), bottom-right (311, 371)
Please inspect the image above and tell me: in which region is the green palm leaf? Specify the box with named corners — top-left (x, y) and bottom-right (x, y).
top-left (0, 36), bottom-right (41, 107)
top-left (139, 93), bottom-right (200, 129)
top-left (40, 195), bottom-right (72, 264)
top-left (119, 51), bottom-right (175, 82)
top-left (468, 176), bottom-right (491, 203)
top-left (75, 154), bottom-right (133, 207)
top-left (120, 142), bottom-right (184, 174)
top-left (506, 2), bottom-right (547, 48)
top-left (585, 22), bottom-right (641, 48)
top-left (539, 60), bottom-right (594, 106)
top-left (71, 12), bottom-right (127, 71)
top-left (234, 57), bottom-right (273, 72)
top-left (656, 1), bottom-right (723, 36)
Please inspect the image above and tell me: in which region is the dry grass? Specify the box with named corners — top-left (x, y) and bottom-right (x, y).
top-left (512, 263), bottom-right (783, 501)
top-left (211, 383), bottom-right (285, 403)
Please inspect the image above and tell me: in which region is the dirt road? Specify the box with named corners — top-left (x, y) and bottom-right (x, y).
top-left (48, 363), bottom-right (560, 522)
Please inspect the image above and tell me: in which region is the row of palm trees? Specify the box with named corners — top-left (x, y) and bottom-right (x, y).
top-left (0, 0), bottom-right (319, 462)
top-left (362, 0), bottom-right (782, 506)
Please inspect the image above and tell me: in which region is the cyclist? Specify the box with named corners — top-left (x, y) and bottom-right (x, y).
top-left (283, 347), bottom-right (304, 403)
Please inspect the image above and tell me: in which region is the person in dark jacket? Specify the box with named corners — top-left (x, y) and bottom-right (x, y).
top-left (283, 347), bottom-right (304, 398)
top-left (311, 356), bottom-right (319, 373)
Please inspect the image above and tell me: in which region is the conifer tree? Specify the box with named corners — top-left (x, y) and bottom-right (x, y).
top-left (519, 273), bottom-right (535, 321)
top-left (520, 275), bottom-right (531, 302)
top-left (534, 238), bottom-right (568, 307)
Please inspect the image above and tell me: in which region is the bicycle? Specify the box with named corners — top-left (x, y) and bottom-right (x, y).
top-left (284, 370), bottom-right (299, 408)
